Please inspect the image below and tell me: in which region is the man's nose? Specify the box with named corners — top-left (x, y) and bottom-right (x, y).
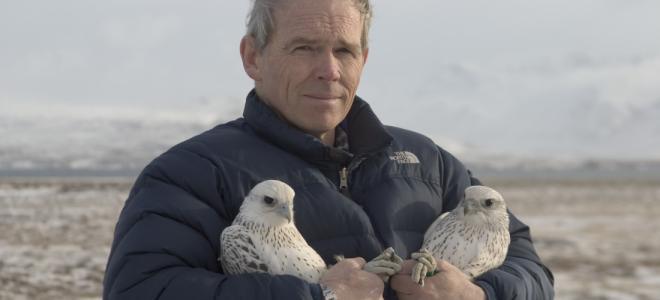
top-left (315, 51), bottom-right (341, 81)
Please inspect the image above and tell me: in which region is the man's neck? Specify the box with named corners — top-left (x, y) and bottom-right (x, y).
top-left (317, 129), bottom-right (336, 147)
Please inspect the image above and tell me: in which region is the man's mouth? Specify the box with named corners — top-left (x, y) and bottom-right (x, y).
top-left (303, 94), bottom-right (341, 100)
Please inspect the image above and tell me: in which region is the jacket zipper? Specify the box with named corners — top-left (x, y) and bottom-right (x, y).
top-left (338, 155), bottom-right (368, 197)
top-left (339, 166), bottom-right (349, 196)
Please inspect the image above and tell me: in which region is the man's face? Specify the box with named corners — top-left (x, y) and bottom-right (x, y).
top-left (246, 0), bottom-right (368, 139)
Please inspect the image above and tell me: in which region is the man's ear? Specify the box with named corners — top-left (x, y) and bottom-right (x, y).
top-left (240, 36), bottom-right (262, 81)
top-left (362, 47), bottom-right (369, 65)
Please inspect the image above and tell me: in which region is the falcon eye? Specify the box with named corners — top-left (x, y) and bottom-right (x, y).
top-left (484, 199), bottom-right (494, 207)
top-left (263, 196), bottom-right (275, 205)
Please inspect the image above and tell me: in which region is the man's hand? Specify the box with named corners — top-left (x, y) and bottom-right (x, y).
top-left (363, 247), bottom-right (403, 282)
top-left (319, 257), bottom-right (385, 300)
top-left (390, 259), bottom-right (486, 300)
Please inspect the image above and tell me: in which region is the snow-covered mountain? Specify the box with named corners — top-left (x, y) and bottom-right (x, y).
top-left (1, 89), bottom-right (658, 179)
top-left (366, 53), bottom-right (660, 163)
top-left (0, 98), bottom-right (242, 176)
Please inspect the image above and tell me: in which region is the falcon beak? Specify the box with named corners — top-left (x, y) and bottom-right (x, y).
top-left (464, 199), bottom-right (477, 215)
top-left (277, 205), bottom-right (293, 223)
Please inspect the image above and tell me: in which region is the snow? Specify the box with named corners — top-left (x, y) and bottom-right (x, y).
top-left (2, 178), bottom-right (660, 299)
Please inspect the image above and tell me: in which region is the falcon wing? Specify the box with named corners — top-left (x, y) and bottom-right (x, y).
top-left (220, 224), bottom-right (269, 275)
top-left (424, 211), bottom-right (451, 242)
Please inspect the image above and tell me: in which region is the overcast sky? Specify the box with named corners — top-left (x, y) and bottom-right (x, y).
top-left (1, 0), bottom-right (659, 160)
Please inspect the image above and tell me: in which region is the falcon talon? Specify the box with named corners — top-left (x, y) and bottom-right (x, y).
top-left (333, 255), bottom-right (345, 263)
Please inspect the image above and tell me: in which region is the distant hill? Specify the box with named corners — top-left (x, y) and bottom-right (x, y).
top-left (1, 98), bottom-right (658, 180)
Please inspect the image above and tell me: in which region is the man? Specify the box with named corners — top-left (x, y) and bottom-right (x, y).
top-left (103, 0), bottom-right (554, 299)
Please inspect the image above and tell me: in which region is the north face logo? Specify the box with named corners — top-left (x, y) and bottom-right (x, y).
top-left (389, 151), bottom-right (420, 164)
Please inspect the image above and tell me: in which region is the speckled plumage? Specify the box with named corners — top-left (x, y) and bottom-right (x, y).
top-left (415, 185), bottom-right (510, 282)
top-left (219, 180), bottom-right (326, 283)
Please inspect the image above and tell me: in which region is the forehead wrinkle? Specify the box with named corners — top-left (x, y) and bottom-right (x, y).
top-left (275, 9), bottom-right (362, 44)
top-left (291, 13), bottom-right (356, 32)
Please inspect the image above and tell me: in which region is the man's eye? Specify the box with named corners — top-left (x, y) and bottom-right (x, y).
top-left (294, 46), bottom-right (313, 52)
top-left (336, 48), bottom-right (353, 55)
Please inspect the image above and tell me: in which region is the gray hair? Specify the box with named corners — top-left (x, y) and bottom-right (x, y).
top-left (246, 0), bottom-right (373, 51)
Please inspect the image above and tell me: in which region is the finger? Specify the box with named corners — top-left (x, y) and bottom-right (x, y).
top-left (364, 264), bottom-right (397, 276)
top-left (410, 251), bottom-right (433, 261)
top-left (364, 262), bottom-right (400, 276)
top-left (390, 274), bottom-right (422, 295)
top-left (340, 257), bottom-right (367, 269)
top-left (390, 252), bottom-right (404, 264)
top-left (367, 260), bottom-right (402, 271)
top-left (385, 260), bottom-right (403, 272)
top-left (411, 263), bottom-right (421, 285)
top-left (416, 256), bottom-right (435, 271)
top-left (333, 255), bottom-right (345, 263)
top-left (364, 257), bottom-right (386, 268)
top-left (365, 266), bottom-right (399, 276)
top-left (371, 252), bottom-right (390, 262)
top-left (370, 247), bottom-right (395, 262)
top-left (420, 264), bottom-right (429, 285)
top-left (411, 252), bottom-right (438, 269)
top-left (397, 260), bottom-right (418, 275)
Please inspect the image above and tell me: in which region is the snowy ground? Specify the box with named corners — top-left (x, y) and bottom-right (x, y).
top-left (493, 179), bottom-right (660, 300)
top-left (0, 177), bottom-right (659, 299)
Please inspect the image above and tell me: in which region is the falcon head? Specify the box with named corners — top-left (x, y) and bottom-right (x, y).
top-left (460, 185), bottom-right (509, 227)
top-left (240, 180), bottom-right (296, 227)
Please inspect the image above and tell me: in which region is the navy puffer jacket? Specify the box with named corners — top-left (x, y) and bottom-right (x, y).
top-left (103, 90), bottom-right (554, 299)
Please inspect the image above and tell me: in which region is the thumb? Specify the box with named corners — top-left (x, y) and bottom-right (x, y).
top-left (397, 260), bottom-right (418, 275)
top-left (338, 257), bottom-right (367, 269)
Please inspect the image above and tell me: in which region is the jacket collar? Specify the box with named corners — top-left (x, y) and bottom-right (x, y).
top-left (242, 89), bottom-right (392, 165)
